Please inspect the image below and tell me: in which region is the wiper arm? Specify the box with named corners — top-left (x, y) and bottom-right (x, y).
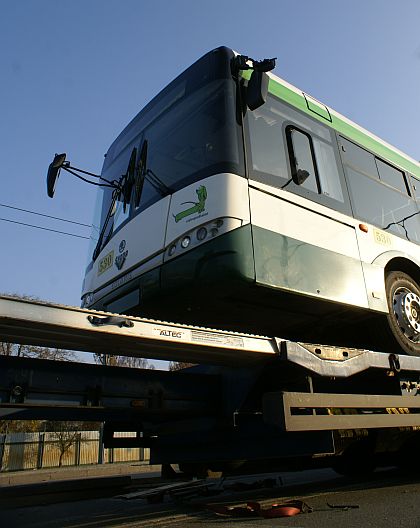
top-left (93, 148), bottom-right (139, 260)
top-left (134, 139), bottom-right (172, 206)
top-left (93, 140), bottom-right (173, 261)
top-left (145, 168), bottom-right (172, 196)
top-left (93, 182), bottom-right (123, 261)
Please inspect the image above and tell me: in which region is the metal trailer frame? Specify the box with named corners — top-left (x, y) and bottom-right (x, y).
top-left (1, 295), bottom-right (420, 466)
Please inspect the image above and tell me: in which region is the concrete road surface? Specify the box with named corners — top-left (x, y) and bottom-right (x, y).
top-left (1, 467), bottom-right (420, 528)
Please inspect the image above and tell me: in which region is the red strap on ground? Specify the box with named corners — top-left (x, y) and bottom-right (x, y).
top-left (207, 499), bottom-right (311, 518)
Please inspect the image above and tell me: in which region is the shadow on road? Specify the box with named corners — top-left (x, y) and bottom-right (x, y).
top-left (2, 467), bottom-right (420, 528)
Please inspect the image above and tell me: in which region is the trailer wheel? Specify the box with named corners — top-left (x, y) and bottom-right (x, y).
top-left (385, 271), bottom-right (420, 356)
top-left (178, 462), bottom-right (209, 478)
top-left (396, 433), bottom-right (420, 472)
top-left (332, 439), bottom-right (376, 476)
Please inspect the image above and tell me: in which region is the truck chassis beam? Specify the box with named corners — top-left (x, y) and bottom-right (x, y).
top-left (264, 391), bottom-right (420, 431)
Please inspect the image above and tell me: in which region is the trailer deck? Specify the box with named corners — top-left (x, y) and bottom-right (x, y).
top-left (1, 295), bottom-right (420, 467)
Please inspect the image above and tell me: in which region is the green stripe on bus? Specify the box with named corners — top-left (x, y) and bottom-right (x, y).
top-left (241, 70), bottom-right (420, 179)
top-left (267, 78), bottom-right (420, 179)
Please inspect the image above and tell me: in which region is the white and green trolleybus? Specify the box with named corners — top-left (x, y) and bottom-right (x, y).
top-left (48, 47), bottom-right (420, 356)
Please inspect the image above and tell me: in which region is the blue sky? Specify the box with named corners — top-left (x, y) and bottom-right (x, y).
top-left (1, 0), bottom-right (420, 308)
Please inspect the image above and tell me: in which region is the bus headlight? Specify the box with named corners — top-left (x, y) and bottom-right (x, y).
top-left (165, 217), bottom-right (241, 261)
top-left (81, 292), bottom-right (93, 308)
top-left (196, 227), bottom-right (207, 241)
top-left (181, 236), bottom-right (191, 249)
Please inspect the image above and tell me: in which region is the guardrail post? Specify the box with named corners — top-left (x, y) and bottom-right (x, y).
top-left (37, 432), bottom-right (45, 469)
top-left (74, 433), bottom-right (81, 466)
top-left (0, 434), bottom-right (5, 471)
top-left (98, 424), bottom-right (104, 464)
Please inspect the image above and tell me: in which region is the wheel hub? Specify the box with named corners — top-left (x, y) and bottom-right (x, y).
top-left (393, 287), bottom-right (420, 342)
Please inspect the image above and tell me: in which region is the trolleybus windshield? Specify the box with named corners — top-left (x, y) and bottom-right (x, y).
top-left (88, 48), bottom-right (243, 262)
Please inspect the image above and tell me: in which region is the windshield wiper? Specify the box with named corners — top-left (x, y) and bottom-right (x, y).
top-left (93, 182), bottom-right (124, 261)
top-left (93, 140), bottom-right (173, 261)
top-left (93, 147), bottom-right (140, 260)
top-left (134, 139), bottom-right (172, 207)
top-left (145, 168), bottom-right (172, 196)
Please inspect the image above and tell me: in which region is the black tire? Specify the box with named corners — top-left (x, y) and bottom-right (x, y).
top-left (396, 434), bottom-right (420, 472)
top-left (384, 271), bottom-right (420, 356)
top-left (332, 439), bottom-right (376, 476)
top-left (178, 462), bottom-right (209, 478)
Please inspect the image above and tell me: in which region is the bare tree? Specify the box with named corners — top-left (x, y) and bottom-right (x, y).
top-left (0, 293), bottom-right (76, 361)
top-left (49, 421), bottom-right (81, 467)
top-left (169, 361), bottom-right (195, 371)
top-left (0, 420), bottom-right (42, 434)
top-left (0, 342), bottom-right (25, 356)
top-left (24, 346), bottom-right (76, 361)
top-left (0, 342), bottom-right (76, 361)
top-left (94, 353), bottom-right (154, 369)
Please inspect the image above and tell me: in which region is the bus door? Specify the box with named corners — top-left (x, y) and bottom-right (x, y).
top-left (245, 99), bottom-right (369, 310)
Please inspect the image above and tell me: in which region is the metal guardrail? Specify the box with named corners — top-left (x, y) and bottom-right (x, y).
top-left (0, 430), bottom-right (149, 472)
top-left (264, 392), bottom-right (420, 431)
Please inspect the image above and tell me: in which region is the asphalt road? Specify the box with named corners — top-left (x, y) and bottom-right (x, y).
top-left (1, 467), bottom-right (420, 528)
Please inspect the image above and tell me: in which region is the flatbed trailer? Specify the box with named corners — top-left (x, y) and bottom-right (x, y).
top-left (1, 295), bottom-right (420, 473)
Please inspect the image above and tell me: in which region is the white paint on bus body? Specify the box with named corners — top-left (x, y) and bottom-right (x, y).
top-left (165, 173), bottom-right (250, 246)
top-left (83, 173), bottom-right (250, 297)
top-left (83, 196), bottom-right (170, 294)
top-left (249, 180), bottom-right (360, 260)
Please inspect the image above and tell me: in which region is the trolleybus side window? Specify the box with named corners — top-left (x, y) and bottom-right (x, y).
top-left (410, 176), bottom-right (420, 200)
top-left (375, 158), bottom-right (410, 195)
top-left (246, 94), bottom-right (349, 213)
top-left (312, 137), bottom-right (344, 202)
top-left (338, 136), bottom-right (379, 178)
top-left (340, 136), bottom-right (420, 243)
top-left (286, 127), bottom-right (319, 194)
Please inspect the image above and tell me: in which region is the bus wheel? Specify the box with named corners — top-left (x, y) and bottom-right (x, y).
top-left (385, 271), bottom-right (420, 356)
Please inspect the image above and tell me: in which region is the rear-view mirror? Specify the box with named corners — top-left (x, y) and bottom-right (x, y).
top-left (247, 71), bottom-right (269, 111)
top-left (47, 153), bottom-right (66, 198)
top-left (294, 169), bottom-right (310, 186)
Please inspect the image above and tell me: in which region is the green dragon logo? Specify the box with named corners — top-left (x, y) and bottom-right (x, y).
top-left (174, 185), bottom-right (207, 223)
